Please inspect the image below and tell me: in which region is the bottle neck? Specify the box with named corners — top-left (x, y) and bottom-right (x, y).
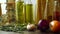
top-left (17, 0), bottom-right (24, 2)
top-left (25, 0), bottom-right (32, 4)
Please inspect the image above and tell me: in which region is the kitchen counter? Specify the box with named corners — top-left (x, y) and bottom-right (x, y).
top-left (0, 30), bottom-right (60, 34)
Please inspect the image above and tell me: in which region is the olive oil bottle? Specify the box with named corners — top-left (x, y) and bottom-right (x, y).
top-left (25, 0), bottom-right (34, 24)
top-left (16, 0), bottom-right (25, 24)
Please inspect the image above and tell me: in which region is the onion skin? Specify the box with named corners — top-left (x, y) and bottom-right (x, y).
top-left (38, 19), bottom-right (49, 32)
top-left (50, 20), bottom-right (60, 32)
top-left (27, 24), bottom-right (36, 31)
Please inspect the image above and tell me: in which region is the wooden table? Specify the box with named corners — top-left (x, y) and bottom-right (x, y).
top-left (0, 30), bottom-right (59, 34)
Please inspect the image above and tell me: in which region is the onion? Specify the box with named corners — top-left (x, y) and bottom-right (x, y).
top-left (38, 19), bottom-right (49, 32)
top-left (50, 20), bottom-right (60, 32)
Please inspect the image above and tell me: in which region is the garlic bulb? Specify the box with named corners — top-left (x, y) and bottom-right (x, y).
top-left (27, 23), bottom-right (36, 31)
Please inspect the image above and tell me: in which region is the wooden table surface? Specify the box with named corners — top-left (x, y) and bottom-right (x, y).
top-left (0, 30), bottom-right (60, 34)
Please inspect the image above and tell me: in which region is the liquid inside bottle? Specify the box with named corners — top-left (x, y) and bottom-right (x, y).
top-left (25, 0), bottom-right (34, 24)
top-left (53, 0), bottom-right (60, 21)
top-left (16, 0), bottom-right (25, 24)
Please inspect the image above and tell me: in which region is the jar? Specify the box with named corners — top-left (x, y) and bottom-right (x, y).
top-left (6, 0), bottom-right (16, 23)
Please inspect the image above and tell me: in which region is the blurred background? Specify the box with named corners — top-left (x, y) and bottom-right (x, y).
top-left (0, 0), bottom-right (36, 14)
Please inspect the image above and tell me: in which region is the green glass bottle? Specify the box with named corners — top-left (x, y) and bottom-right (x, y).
top-left (16, 0), bottom-right (24, 24)
top-left (25, 0), bottom-right (34, 24)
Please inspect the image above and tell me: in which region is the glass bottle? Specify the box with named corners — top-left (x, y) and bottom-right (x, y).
top-left (52, 0), bottom-right (60, 21)
top-left (47, 0), bottom-right (55, 22)
top-left (46, 0), bottom-right (60, 21)
top-left (0, 3), bottom-right (2, 24)
top-left (24, 0), bottom-right (34, 24)
top-left (25, 0), bottom-right (34, 23)
top-left (37, 0), bottom-right (47, 24)
top-left (0, 3), bottom-right (2, 16)
top-left (6, 0), bottom-right (15, 3)
top-left (37, 0), bottom-right (59, 22)
top-left (16, 0), bottom-right (25, 24)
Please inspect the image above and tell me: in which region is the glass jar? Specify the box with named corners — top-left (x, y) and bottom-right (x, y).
top-left (6, 0), bottom-right (16, 23)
